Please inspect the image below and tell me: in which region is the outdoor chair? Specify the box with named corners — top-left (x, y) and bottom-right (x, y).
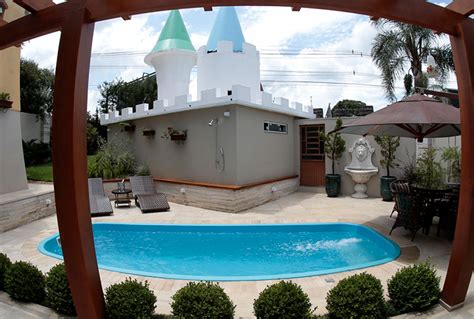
top-left (390, 180), bottom-right (424, 241)
top-left (88, 178), bottom-right (113, 216)
top-left (129, 175), bottom-right (170, 213)
top-left (436, 184), bottom-right (460, 239)
top-left (389, 179), bottom-right (409, 218)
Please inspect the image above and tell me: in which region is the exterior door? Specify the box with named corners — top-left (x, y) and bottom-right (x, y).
top-left (300, 125), bottom-right (326, 186)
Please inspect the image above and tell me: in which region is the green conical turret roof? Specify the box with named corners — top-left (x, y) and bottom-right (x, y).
top-left (149, 10), bottom-right (195, 53)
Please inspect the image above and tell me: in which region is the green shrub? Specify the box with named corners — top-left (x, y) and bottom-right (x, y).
top-left (22, 139), bottom-right (51, 166)
top-left (326, 273), bottom-right (386, 319)
top-left (105, 277), bottom-right (156, 319)
top-left (88, 135), bottom-right (137, 179)
top-left (45, 263), bottom-right (76, 315)
top-left (4, 261), bottom-right (45, 303)
top-left (0, 253), bottom-right (12, 290)
top-left (253, 281), bottom-right (313, 319)
top-left (171, 282), bottom-right (235, 318)
top-left (387, 261), bottom-right (440, 313)
top-left (136, 165), bottom-right (151, 176)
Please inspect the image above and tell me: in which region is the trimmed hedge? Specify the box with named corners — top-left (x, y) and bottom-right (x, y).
top-left (0, 253), bottom-right (11, 290)
top-left (171, 282), bottom-right (235, 318)
top-left (45, 263), bottom-right (76, 315)
top-left (4, 261), bottom-right (45, 303)
top-left (253, 281), bottom-right (313, 319)
top-left (105, 278), bottom-right (157, 319)
top-left (326, 273), bottom-right (386, 319)
top-left (388, 261), bottom-right (440, 313)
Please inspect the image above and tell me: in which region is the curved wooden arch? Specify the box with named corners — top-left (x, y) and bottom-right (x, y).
top-left (0, 1), bottom-right (473, 318)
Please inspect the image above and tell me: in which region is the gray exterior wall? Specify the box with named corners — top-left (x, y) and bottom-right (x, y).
top-left (108, 104), bottom-right (296, 185)
top-left (295, 118), bottom-right (418, 197)
top-left (0, 110), bottom-right (28, 194)
top-left (235, 106), bottom-right (295, 184)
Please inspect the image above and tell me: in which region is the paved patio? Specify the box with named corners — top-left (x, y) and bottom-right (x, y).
top-left (0, 191), bottom-right (473, 318)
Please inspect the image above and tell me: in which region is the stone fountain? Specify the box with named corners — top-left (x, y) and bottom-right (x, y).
top-left (344, 137), bottom-right (379, 198)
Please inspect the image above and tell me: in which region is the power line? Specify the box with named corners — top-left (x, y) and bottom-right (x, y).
top-left (261, 79), bottom-right (404, 89)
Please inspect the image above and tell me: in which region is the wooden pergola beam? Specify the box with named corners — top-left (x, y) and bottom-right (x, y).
top-left (13, 0), bottom-right (54, 13)
top-left (83, 0), bottom-right (465, 36)
top-left (448, 0), bottom-right (474, 17)
top-left (0, 3), bottom-right (67, 49)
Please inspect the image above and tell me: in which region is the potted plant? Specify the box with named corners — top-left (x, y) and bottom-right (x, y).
top-left (161, 127), bottom-right (187, 142)
top-left (416, 148), bottom-right (445, 190)
top-left (0, 92), bottom-right (12, 109)
top-left (441, 146), bottom-right (461, 184)
top-left (142, 128), bottom-right (155, 137)
top-left (320, 118), bottom-right (346, 197)
top-left (374, 135), bottom-right (400, 201)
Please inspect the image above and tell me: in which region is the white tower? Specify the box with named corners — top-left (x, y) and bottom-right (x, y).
top-left (145, 10), bottom-right (197, 105)
top-left (197, 7), bottom-right (261, 102)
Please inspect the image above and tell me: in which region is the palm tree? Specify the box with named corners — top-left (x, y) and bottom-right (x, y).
top-left (371, 20), bottom-right (454, 101)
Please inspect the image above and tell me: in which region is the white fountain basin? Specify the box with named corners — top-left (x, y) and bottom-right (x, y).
top-left (344, 168), bottom-right (379, 198)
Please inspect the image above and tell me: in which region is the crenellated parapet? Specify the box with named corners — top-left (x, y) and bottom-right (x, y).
top-left (100, 84), bottom-right (315, 125)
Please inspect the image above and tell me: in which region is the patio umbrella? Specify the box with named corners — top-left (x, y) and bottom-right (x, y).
top-left (333, 94), bottom-right (460, 141)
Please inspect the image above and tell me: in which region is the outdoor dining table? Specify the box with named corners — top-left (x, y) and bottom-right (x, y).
top-left (411, 185), bottom-right (459, 238)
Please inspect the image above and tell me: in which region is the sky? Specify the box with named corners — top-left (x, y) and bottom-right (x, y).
top-left (20, 1), bottom-right (457, 113)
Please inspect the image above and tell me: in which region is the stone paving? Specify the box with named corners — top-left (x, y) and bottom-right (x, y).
top-left (0, 191), bottom-right (473, 318)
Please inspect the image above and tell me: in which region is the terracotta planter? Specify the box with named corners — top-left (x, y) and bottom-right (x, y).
top-left (170, 133), bottom-right (186, 141)
top-left (0, 99), bottom-right (13, 109)
top-left (142, 129), bottom-right (155, 137)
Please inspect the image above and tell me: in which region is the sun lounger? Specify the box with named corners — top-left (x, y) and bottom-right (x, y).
top-left (88, 178), bottom-right (113, 216)
top-left (129, 175), bottom-right (170, 213)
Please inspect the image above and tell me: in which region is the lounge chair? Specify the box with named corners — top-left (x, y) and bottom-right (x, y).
top-left (129, 175), bottom-right (170, 213)
top-left (88, 178), bottom-right (113, 216)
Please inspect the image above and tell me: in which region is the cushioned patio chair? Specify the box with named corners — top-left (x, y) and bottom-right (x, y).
top-left (129, 175), bottom-right (170, 213)
top-left (88, 178), bottom-right (113, 216)
top-left (390, 180), bottom-right (424, 241)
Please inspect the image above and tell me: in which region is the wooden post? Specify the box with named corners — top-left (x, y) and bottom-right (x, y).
top-left (51, 2), bottom-right (106, 318)
top-left (441, 18), bottom-right (474, 310)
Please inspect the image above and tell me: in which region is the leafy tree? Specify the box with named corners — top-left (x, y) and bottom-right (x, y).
top-left (375, 135), bottom-right (400, 177)
top-left (20, 59), bottom-right (55, 119)
top-left (403, 74), bottom-right (413, 96)
top-left (87, 109), bottom-right (107, 155)
top-left (331, 99), bottom-right (373, 117)
top-left (371, 20), bottom-right (455, 101)
top-left (98, 75), bottom-right (157, 113)
top-left (320, 118), bottom-right (346, 175)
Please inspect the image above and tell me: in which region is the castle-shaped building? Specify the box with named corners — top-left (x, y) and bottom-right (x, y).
top-left (100, 7), bottom-right (317, 213)
top-left (101, 7), bottom-right (313, 123)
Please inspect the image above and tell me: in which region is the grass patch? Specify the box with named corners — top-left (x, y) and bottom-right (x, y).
top-left (26, 156), bottom-right (96, 182)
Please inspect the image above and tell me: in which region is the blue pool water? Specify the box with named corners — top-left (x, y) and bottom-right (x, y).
top-left (39, 223), bottom-right (400, 281)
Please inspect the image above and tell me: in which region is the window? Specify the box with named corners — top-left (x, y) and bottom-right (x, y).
top-left (300, 125), bottom-right (325, 160)
top-left (264, 121), bottom-right (288, 134)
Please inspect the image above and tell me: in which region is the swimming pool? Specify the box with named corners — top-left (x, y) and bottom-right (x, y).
top-left (39, 223), bottom-right (400, 281)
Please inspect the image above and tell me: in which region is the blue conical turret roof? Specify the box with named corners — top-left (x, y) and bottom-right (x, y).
top-left (207, 7), bottom-right (245, 52)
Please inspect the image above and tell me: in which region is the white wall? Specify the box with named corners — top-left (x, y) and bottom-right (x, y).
top-left (197, 42), bottom-right (261, 103)
top-left (295, 118), bottom-right (417, 197)
top-left (20, 112), bottom-right (51, 143)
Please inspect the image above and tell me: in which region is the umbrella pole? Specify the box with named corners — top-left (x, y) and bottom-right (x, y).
top-left (441, 19), bottom-right (474, 311)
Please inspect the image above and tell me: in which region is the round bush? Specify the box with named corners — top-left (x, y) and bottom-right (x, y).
top-left (0, 253), bottom-right (12, 290)
top-left (4, 261), bottom-right (45, 303)
top-left (105, 277), bottom-right (156, 319)
top-left (326, 272), bottom-right (386, 319)
top-left (253, 281), bottom-right (313, 319)
top-left (171, 282), bottom-right (235, 318)
top-left (387, 261), bottom-right (440, 313)
top-left (45, 263), bottom-right (76, 315)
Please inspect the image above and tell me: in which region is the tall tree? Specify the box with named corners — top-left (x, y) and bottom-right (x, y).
top-left (20, 59), bottom-right (55, 119)
top-left (371, 20), bottom-right (454, 101)
top-left (98, 75), bottom-right (157, 114)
